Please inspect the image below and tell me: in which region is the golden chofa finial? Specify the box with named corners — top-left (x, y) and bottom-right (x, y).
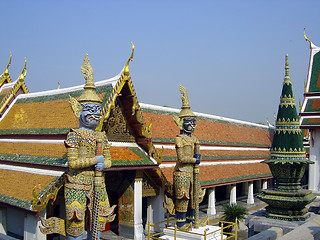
top-left (4, 52), bottom-right (12, 74)
top-left (18, 58), bottom-right (27, 80)
top-left (124, 42), bottom-right (135, 76)
top-left (304, 27), bottom-right (312, 49)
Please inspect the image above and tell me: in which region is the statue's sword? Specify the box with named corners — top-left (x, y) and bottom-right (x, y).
top-left (92, 138), bottom-right (103, 240)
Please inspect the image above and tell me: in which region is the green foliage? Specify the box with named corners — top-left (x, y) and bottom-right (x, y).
top-left (221, 204), bottom-right (248, 223)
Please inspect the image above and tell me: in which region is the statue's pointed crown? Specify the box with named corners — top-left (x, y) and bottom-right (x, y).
top-left (77, 53), bottom-right (102, 105)
top-left (178, 84), bottom-right (196, 118)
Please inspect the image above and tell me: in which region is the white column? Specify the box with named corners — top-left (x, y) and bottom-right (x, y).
top-left (207, 188), bottom-right (216, 216)
top-left (134, 172), bottom-right (145, 240)
top-left (247, 181), bottom-right (254, 205)
top-left (0, 208), bottom-right (6, 234)
top-left (24, 210), bottom-right (46, 240)
top-left (230, 184), bottom-right (237, 205)
top-left (309, 130), bottom-right (320, 192)
top-left (262, 180), bottom-right (268, 190)
top-left (146, 188), bottom-right (165, 233)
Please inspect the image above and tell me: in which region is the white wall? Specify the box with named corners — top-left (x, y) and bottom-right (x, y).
top-left (309, 129), bottom-right (320, 193)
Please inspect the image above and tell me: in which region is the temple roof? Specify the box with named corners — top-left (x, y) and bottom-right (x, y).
top-left (0, 49), bottom-right (160, 211)
top-left (300, 33), bottom-right (320, 129)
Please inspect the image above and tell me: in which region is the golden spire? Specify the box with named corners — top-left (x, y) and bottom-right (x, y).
top-left (124, 42), bottom-right (134, 76)
top-left (304, 27), bottom-right (312, 49)
top-left (4, 52), bottom-right (12, 75)
top-left (77, 53), bottom-right (102, 104)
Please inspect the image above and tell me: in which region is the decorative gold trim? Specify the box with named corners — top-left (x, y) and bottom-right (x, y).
top-left (32, 174), bottom-right (66, 211)
top-left (0, 59), bottom-right (29, 114)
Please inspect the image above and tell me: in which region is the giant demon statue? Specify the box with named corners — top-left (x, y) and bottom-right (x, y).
top-left (66, 54), bottom-right (116, 240)
top-left (165, 84), bottom-right (205, 231)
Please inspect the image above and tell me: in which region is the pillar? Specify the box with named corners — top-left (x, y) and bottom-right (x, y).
top-left (230, 184), bottom-right (237, 205)
top-left (309, 130), bottom-right (320, 193)
top-left (0, 208), bottom-right (6, 235)
top-left (134, 171), bottom-right (145, 240)
top-left (146, 188), bottom-right (165, 233)
top-left (247, 181), bottom-right (254, 205)
top-left (262, 180), bottom-right (268, 189)
top-left (23, 210), bottom-right (46, 240)
top-left (207, 187), bottom-right (216, 217)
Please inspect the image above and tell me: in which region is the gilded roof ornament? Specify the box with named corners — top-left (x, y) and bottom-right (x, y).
top-left (18, 58), bottom-right (27, 80)
top-left (77, 53), bottom-right (102, 104)
top-left (124, 42), bottom-right (134, 76)
top-left (4, 52), bottom-right (12, 75)
top-left (304, 27), bottom-right (312, 50)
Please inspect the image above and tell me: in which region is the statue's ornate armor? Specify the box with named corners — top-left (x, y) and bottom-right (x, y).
top-left (174, 134), bottom-right (200, 212)
top-left (64, 128), bottom-right (112, 236)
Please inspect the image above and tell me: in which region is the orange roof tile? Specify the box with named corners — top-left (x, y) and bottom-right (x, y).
top-left (0, 169), bottom-right (56, 202)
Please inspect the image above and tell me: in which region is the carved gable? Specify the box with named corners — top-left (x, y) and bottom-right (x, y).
top-left (103, 98), bottom-right (135, 142)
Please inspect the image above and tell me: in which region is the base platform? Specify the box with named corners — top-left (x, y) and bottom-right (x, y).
top-left (159, 225), bottom-right (226, 240)
top-left (245, 210), bottom-right (317, 237)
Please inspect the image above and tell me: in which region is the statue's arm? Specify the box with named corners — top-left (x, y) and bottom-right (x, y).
top-left (67, 147), bottom-right (98, 169)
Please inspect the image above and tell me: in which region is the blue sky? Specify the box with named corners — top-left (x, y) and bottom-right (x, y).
top-left (1, 1), bottom-right (320, 124)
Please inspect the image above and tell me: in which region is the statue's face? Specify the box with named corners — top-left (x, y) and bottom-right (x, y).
top-left (182, 118), bottom-right (196, 134)
top-left (79, 104), bottom-right (102, 129)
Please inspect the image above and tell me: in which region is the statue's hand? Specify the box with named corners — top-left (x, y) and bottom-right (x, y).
top-left (194, 153), bottom-right (201, 164)
top-left (96, 155), bottom-right (105, 171)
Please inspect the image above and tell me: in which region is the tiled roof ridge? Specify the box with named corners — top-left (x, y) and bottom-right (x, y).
top-left (17, 70), bottom-right (122, 100)
top-left (140, 103), bottom-right (272, 130)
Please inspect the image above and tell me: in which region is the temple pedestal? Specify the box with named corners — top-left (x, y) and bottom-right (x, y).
top-left (258, 188), bottom-right (316, 221)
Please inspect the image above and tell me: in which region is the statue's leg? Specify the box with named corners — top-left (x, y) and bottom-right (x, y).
top-left (175, 199), bottom-right (190, 229)
top-left (174, 171), bottom-right (192, 230)
top-left (186, 208), bottom-right (195, 224)
top-left (65, 186), bottom-right (87, 239)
